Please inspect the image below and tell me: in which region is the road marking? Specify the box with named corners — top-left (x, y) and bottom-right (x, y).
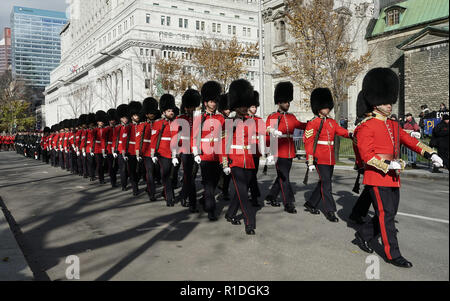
top-left (397, 212), bottom-right (449, 224)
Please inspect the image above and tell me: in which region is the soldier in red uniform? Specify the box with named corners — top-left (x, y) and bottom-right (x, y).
top-left (247, 90), bottom-right (264, 207)
top-left (70, 119), bottom-right (79, 174)
top-left (353, 68), bottom-right (444, 268)
top-left (106, 109), bottom-right (120, 187)
top-left (135, 97), bottom-right (160, 201)
top-left (94, 110), bottom-right (109, 184)
top-left (193, 81), bottom-right (225, 221)
top-left (75, 114), bottom-right (88, 177)
top-left (42, 127), bottom-right (51, 164)
top-left (114, 104), bottom-right (131, 191)
top-left (303, 88), bottom-right (351, 222)
top-left (127, 101), bottom-right (143, 196)
top-left (265, 81), bottom-right (307, 213)
top-left (85, 113), bottom-right (97, 181)
top-left (63, 120), bottom-right (71, 171)
top-left (217, 93), bottom-right (232, 202)
top-left (222, 79), bottom-right (258, 235)
top-left (172, 90), bottom-right (201, 210)
top-left (150, 94), bottom-right (178, 206)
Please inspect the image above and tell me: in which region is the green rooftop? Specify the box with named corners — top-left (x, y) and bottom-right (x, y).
top-left (369, 0), bottom-right (449, 38)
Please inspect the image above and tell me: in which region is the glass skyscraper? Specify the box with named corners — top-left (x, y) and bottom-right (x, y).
top-left (10, 6), bottom-right (67, 88)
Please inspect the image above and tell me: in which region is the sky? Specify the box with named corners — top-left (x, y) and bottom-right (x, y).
top-left (0, 0), bottom-right (69, 39)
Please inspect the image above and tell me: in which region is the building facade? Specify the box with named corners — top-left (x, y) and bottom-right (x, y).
top-left (10, 6), bottom-right (67, 88)
top-left (0, 28), bottom-right (12, 75)
top-left (44, 0), bottom-right (261, 127)
top-left (366, 0), bottom-right (449, 118)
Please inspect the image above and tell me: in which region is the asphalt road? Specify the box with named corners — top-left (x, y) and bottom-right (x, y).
top-left (0, 151), bottom-right (448, 281)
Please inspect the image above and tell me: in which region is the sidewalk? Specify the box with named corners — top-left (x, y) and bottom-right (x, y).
top-left (0, 198), bottom-right (33, 281)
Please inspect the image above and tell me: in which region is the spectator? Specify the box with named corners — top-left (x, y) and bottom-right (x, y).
top-left (439, 103), bottom-right (448, 112)
top-left (402, 113), bottom-right (421, 168)
top-left (431, 114), bottom-right (449, 171)
top-left (419, 105), bottom-right (432, 138)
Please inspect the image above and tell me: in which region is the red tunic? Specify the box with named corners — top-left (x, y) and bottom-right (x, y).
top-left (93, 127), bottom-right (110, 154)
top-left (266, 111), bottom-right (306, 159)
top-left (192, 112), bottom-right (225, 162)
top-left (356, 114), bottom-right (435, 187)
top-left (173, 114), bottom-right (195, 155)
top-left (135, 121), bottom-right (157, 157)
top-left (85, 129), bottom-right (94, 153)
top-left (116, 124), bottom-right (131, 154)
top-left (150, 118), bottom-right (177, 159)
top-left (304, 117), bottom-right (349, 166)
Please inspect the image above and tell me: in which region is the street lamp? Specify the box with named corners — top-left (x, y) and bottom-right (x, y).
top-left (258, 0), bottom-right (265, 118)
top-left (100, 52), bottom-right (134, 102)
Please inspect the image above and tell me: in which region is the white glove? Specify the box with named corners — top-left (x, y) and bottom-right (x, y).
top-left (65, 150), bottom-right (68, 153)
top-left (266, 155), bottom-right (275, 165)
top-left (223, 167), bottom-right (231, 175)
top-left (82, 152), bottom-right (86, 157)
top-left (194, 155), bottom-right (202, 164)
top-left (269, 128), bottom-right (283, 138)
top-left (90, 152), bottom-right (94, 157)
top-left (113, 153), bottom-right (118, 159)
top-left (136, 156), bottom-right (142, 162)
top-left (308, 164), bottom-right (316, 172)
top-left (76, 151), bottom-right (80, 156)
top-left (411, 132), bottom-right (421, 139)
top-left (431, 154), bottom-right (443, 168)
top-left (123, 155), bottom-right (128, 161)
top-left (388, 161), bottom-right (402, 170)
top-left (102, 153), bottom-right (107, 159)
top-left (152, 156), bottom-right (158, 164)
top-left (172, 158), bottom-right (179, 167)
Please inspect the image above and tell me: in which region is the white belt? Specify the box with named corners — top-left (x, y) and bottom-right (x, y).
top-left (119, 141), bottom-right (122, 144)
top-left (144, 139), bottom-right (151, 143)
top-left (317, 140), bottom-right (334, 146)
top-left (231, 145), bottom-right (251, 150)
top-left (201, 138), bottom-right (219, 142)
top-left (252, 136), bottom-right (260, 140)
top-left (180, 136), bottom-right (190, 140)
top-left (95, 140), bottom-right (101, 144)
top-left (161, 137), bottom-right (171, 141)
top-left (87, 141), bottom-right (91, 143)
top-left (129, 141), bottom-right (136, 144)
top-left (280, 134), bottom-right (293, 138)
top-left (108, 142), bottom-right (112, 145)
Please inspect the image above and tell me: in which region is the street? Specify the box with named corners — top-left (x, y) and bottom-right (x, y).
top-left (0, 151), bottom-right (448, 281)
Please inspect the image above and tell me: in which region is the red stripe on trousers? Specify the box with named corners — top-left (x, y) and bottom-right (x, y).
top-left (373, 187), bottom-right (392, 260)
top-left (231, 171), bottom-right (249, 226)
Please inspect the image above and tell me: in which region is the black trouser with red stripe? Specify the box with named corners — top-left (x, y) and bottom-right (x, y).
top-left (308, 164), bottom-right (336, 213)
top-left (118, 154), bottom-right (129, 189)
top-left (88, 154), bottom-right (96, 179)
top-left (107, 154), bottom-right (118, 186)
top-left (227, 167), bottom-right (256, 229)
top-left (249, 155), bottom-right (261, 202)
top-left (268, 157), bottom-right (295, 208)
top-left (59, 151), bottom-right (64, 169)
top-left (127, 155), bottom-right (139, 194)
top-left (358, 186), bottom-right (401, 260)
top-left (95, 154), bottom-right (105, 182)
top-left (180, 154), bottom-right (197, 205)
top-left (351, 185), bottom-right (372, 218)
top-left (200, 161), bottom-right (222, 213)
top-left (159, 157), bottom-right (175, 204)
top-left (144, 156), bottom-right (156, 198)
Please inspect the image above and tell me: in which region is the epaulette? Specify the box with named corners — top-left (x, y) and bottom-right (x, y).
top-left (358, 115), bottom-right (374, 127)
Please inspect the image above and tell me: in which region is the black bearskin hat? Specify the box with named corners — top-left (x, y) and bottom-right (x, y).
top-left (228, 79), bottom-right (254, 111)
top-left (159, 94), bottom-right (176, 112)
top-left (78, 114), bottom-right (88, 126)
top-left (218, 94), bottom-right (230, 112)
top-left (107, 108), bottom-right (118, 122)
top-left (71, 119), bottom-right (77, 128)
top-left (117, 104), bottom-right (129, 119)
top-left (356, 91), bottom-right (370, 119)
top-left (310, 87), bottom-right (334, 116)
top-left (143, 97), bottom-right (159, 115)
top-left (87, 113), bottom-right (96, 125)
top-left (249, 90), bottom-right (260, 107)
top-left (201, 81), bottom-right (222, 103)
top-left (95, 110), bottom-right (108, 123)
top-left (128, 101), bottom-right (143, 117)
top-left (173, 106), bottom-right (180, 117)
top-left (274, 81), bottom-right (293, 104)
top-left (362, 67), bottom-right (399, 107)
top-left (182, 89), bottom-right (201, 109)
top-left (43, 127), bottom-right (51, 134)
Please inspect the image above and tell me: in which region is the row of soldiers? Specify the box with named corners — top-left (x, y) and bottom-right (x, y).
top-left (0, 134), bottom-right (16, 151)
top-left (13, 69), bottom-right (444, 268)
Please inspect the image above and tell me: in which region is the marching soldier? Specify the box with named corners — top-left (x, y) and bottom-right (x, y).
top-left (114, 104), bottom-right (131, 191)
top-left (303, 88), bottom-right (351, 222)
top-left (172, 90), bottom-right (201, 210)
top-left (76, 115), bottom-right (88, 177)
top-left (217, 93), bottom-right (232, 201)
top-left (106, 109), bottom-right (120, 188)
top-left (150, 94), bottom-right (178, 206)
top-left (94, 110), bottom-right (109, 184)
top-left (135, 97), bottom-right (160, 201)
top-left (42, 127), bottom-right (51, 164)
top-left (265, 81), bottom-right (307, 213)
top-left (127, 101), bottom-right (144, 196)
top-left (84, 113), bottom-right (97, 181)
top-left (353, 68), bottom-right (444, 268)
top-left (192, 81), bottom-right (225, 221)
top-left (222, 79), bottom-right (258, 234)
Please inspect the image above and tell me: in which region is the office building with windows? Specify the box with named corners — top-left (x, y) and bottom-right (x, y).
top-left (44, 0), bottom-right (261, 126)
top-left (0, 28), bottom-right (12, 75)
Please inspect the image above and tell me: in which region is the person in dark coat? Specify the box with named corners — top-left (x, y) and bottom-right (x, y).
top-left (432, 114), bottom-right (449, 170)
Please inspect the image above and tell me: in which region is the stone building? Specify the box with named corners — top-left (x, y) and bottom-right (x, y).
top-left (366, 0), bottom-right (449, 118)
top-left (44, 0), bottom-right (261, 126)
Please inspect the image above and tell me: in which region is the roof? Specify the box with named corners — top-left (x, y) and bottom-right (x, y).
top-left (369, 0), bottom-right (449, 38)
top-left (396, 25), bottom-right (449, 50)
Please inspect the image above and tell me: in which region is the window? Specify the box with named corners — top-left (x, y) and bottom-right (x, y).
top-left (179, 18), bottom-right (183, 28)
top-left (146, 14), bottom-right (151, 24)
top-left (247, 28), bottom-right (251, 37)
top-left (220, 13), bottom-right (225, 16)
top-left (217, 24), bottom-right (221, 33)
top-left (387, 9), bottom-right (400, 26)
top-left (228, 25), bottom-right (232, 34)
top-left (243, 27), bottom-right (246, 36)
top-left (151, 49), bottom-right (155, 56)
top-left (212, 23), bottom-right (216, 33)
top-left (124, 20), bottom-right (128, 30)
top-left (148, 64), bottom-right (151, 72)
top-left (131, 16), bottom-right (134, 26)
top-left (143, 63), bottom-right (146, 71)
top-left (161, 16), bottom-right (165, 25)
top-left (196, 20), bottom-right (200, 30)
top-left (204, 10), bottom-right (210, 14)
top-left (145, 79), bottom-right (151, 89)
top-left (140, 48), bottom-right (144, 55)
top-left (232, 26), bottom-right (236, 35)
top-left (184, 19), bottom-right (188, 28)
top-left (235, 15), bottom-right (240, 19)
top-left (188, 8), bottom-right (194, 11)
top-left (201, 21), bottom-right (205, 31)
top-left (166, 16), bottom-right (171, 26)
top-left (146, 49), bottom-right (149, 56)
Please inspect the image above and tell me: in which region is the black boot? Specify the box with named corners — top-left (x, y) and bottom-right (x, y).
top-left (225, 215), bottom-right (241, 225)
top-left (354, 232), bottom-right (374, 253)
top-left (208, 212), bottom-right (218, 221)
top-left (245, 225), bottom-right (255, 235)
top-left (388, 256), bottom-right (413, 268)
top-left (285, 204), bottom-right (297, 214)
top-left (325, 212), bottom-right (339, 222)
top-left (304, 202), bottom-right (320, 215)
